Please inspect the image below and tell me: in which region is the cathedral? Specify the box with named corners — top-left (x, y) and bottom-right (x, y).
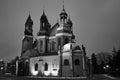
top-left (18, 4), bottom-right (90, 77)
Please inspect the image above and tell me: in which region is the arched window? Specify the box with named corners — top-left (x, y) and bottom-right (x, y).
top-left (64, 59), bottom-right (69, 65)
top-left (35, 63), bottom-right (38, 71)
top-left (44, 63), bottom-right (48, 71)
top-left (75, 59), bottom-right (80, 65)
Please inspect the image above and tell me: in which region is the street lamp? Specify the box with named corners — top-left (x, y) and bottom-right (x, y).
top-left (106, 65), bottom-right (109, 68)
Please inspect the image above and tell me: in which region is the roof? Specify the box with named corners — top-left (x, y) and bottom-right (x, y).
top-left (21, 49), bottom-right (58, 59)
top-left (62, 42), bottom-right (81, 52)
top-left (31, 52), bottom-right (58, 58)
top-left (21, 49), bottom-right (39, 59)
top-left (49, 23), bottom-right (59, 36)
top-left (25, 14), bottom-right (33, 25)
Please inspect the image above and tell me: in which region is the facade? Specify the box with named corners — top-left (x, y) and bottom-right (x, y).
top-left (18, 4), bottom-right (89, 77)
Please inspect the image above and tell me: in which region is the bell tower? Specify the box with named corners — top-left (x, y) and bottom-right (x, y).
top-left (56, 2), bottom-right (73, 50)
top-left (37, 10), bottom-right (51, 53)
top-left (21, 13), bottom-right (33, 57)
top-left (59, 2), bottom-right (67, 24)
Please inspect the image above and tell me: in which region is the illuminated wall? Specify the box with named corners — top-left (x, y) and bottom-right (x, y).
top-left (29, 55), bottom-right (60, 76)
top-left (73, 53), bottom-right (84, 76)
top-left (61, 42), bottom-right (87, 77)
top-left (62, 51), bottom-right (73, 77)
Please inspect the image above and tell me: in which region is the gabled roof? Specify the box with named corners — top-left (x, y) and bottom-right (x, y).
top-left (21, 49), bottom-right (39, 59)
top-left (49, 23), bottom-right (59, 36)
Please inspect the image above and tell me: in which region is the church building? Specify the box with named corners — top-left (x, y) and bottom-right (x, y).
top-left (18, 4), bottom-right (90, 77)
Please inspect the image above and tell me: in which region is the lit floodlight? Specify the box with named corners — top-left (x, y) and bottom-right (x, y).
top-left (52, 71), bottom-right (58, 76)
top-left (1, 67), bottom-right (3, 70)
top-left (31, 66), bottom-right (38, 76)
top-left (103, 66), bottom-right (106, 69)
top-left (44, 71), bottom-right (50, 76)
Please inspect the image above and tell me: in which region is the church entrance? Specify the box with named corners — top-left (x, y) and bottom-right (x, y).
top-left (17, 60), bottom-right (29, 76)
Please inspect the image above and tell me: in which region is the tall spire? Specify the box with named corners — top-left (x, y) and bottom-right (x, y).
top-left (43, 9), bottom-right (45, 16)
top-left (38, 7), bottom-right (51, 36)
top-left (43, 5), bottom-right (45, 16)
top-left (25, 12), bottom-right (33, 26)
top-left (24, 12), bottom-right (33, 36)
top-left (60, 1), bottom-right (68, 24)
top-left (61, 0), bottom-right (66, 13)
top-left (62, 0), bottom-right (65, 11)
top-left (40, 8), bottom-right (47, 21)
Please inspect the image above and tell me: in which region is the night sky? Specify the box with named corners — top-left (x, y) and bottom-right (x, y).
top-left (0, 0), bottom-right (120, 62)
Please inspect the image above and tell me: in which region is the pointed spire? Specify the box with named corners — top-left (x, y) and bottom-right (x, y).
top-left (24, 12), bottom-right (33, 36)
top-left (40, 8), bottom-right (47, 21)
top-left (82, 44), bottom-right (86, 55)
top-left (61, 0), bottom-right (66, 13)
top-left (61, 1), bottom-right (66, 12)
top-left (29, 11), bottom-right (30, 16)
top-left (25, 12), bottom-right (33, 26)
top-left (42, 9), bottom-right (45, 16)
top-left (60, 1), bottom-right (68, 24)
top-left (62, 0), bottom-right (65, 11)
top-left (41, 6), bottom-right (47, 18)
top-left (67, 15), bottom-right (72, 27)
top-left (68, 15), bottom-right (72, 22)
top-left (28, 12), bottom-right (32, 20)
top-left (28, 11), bottom-right (31, 20)
top-left (42, 5), bottom-right (46, 16)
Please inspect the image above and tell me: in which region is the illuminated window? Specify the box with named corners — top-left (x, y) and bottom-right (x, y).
top-left (64, 59), bottom-right (69, 65)
top-left (44, 63), bottom-right (48, 71)
top-left (35, 63), bottom-right (38, 71)
top-left (75, 59), bottom-right (80, 65)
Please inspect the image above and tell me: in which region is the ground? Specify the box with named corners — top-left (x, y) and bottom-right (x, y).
top-left (0, 74), bottom-right (119, 80)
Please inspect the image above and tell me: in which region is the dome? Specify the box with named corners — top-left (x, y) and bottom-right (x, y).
top-left (62, 42), bottom-right (81, 52)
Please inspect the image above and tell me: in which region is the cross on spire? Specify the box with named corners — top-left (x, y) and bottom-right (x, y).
top-left (62, 0), bottom-right (65, 11)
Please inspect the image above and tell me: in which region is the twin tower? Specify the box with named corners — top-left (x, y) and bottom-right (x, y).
top-left (21, 4), bottom-right (74, 58)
